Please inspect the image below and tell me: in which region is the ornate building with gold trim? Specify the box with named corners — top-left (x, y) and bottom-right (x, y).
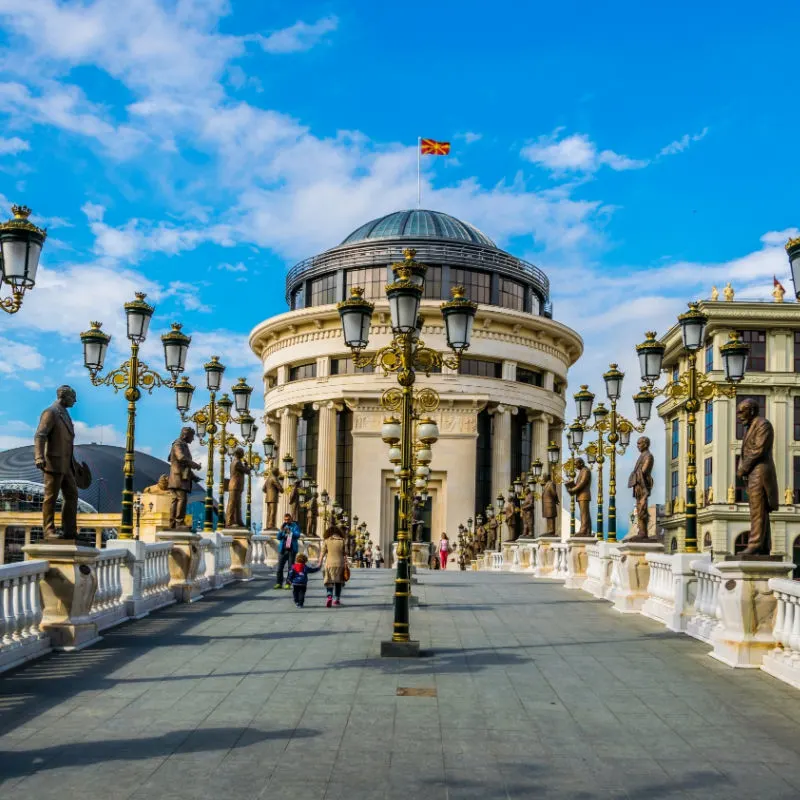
top-left (658, 293), bottom-right (800, 564)
top-left (249, 210), bottom-right (582, 553)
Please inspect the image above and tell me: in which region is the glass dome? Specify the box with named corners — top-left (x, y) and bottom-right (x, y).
top-left (340, 209), bottom-right (496, 248)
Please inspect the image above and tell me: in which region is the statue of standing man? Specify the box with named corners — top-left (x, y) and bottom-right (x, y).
top-left (736, 399), bottom-right (779, 555)
top-left (566, 458), bottom-right (592, 536)
top-left (34, 385), bottom-right (92, 541)
top-left (541, 473), bottom-right (560, 536)
top-left (520, 489), bottom-right (535, 538)
top-left (627, 436), bottom-right (654, 540)
top-left (224, 447), bottom-right (250, 529)
top-left (262, 467), bottom-right (283, 530)
top-left (168, 427), bottom-right (201, 530)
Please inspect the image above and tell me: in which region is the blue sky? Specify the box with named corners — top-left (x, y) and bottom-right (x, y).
top-left (0, 0), bottom-right (798, 530)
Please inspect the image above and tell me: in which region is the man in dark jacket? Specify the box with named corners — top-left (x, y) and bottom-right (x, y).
top-left (275, 513), bottom-right (302, 589)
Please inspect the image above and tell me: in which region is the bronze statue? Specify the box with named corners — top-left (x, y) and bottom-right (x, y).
top-left (34, 385), bottom-right (91, 541)
top-left (475, 522), bottom-right (487, 552)
top-left (305, 491), bottom-right (319, 538)
top-left (627, 436), bottom-right (654, 540)
top-left (262, 467), bottom-right (283, 529)
top-left (520, 490), bottom-right (535, 538)
top-left (288, 478), bottom-right (302, 523)
top-left (736, 399), bottom-right (779, 555)
top-left (485, 514), bottom-right (498, 550)
top-left (503, 497), bottom-right (516, 542)
top-left (224, 447), bottom-right (250, 529)
top-left (167, 427), bottom-right (200, 530)
top-left (143, 475), bottom-right (170, 495)
top-left (541, 472), bottom-right (560, 536)
top-left (566, 458), bottom-right (592, 536)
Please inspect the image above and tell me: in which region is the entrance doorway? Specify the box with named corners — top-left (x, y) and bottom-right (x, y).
top-left (395, 496), bottom-right (432, 542)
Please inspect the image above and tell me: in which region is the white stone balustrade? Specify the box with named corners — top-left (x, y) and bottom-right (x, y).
top-left (641, 552), bottom-right (705, 632)
top-left (551, 542), bottom-right (569, 580)
top-left (0, 560), bottom-right (50, 672)
top-left (763, 579), bottom-right (800, 690)
top-left (195, 538), bottom-right (212, 593)
top-left (490, 551), bottom-right (504, 571)
top-left (139, 543), bottom-right (174, 615)
top-left (685, 560), bottom-right (723, 644)
top-left (583, 542), bottom-right (617, 598)
top-left (89, 550), bottom-right (128, 632)
top-left (251, 535), bottom-right (272, 573)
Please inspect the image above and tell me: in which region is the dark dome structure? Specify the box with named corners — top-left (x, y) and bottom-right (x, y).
top-left (340, 209), bottom-right (496, 247)
top-left (0, 444), bottom-right (187, 513)
top-left (285, 208), bottom-right (551, 317)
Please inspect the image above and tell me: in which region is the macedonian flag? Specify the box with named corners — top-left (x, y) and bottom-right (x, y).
top-left (420, 138), bottom-right (451, 155)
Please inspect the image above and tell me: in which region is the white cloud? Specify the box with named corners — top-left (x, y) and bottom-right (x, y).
top-left (0, 337), bottom-right (45, 373)
top-left (216, 261), bottom-right (247, 273)
top-left (74, 420), bottom-right (124, 446)
top-left (522, 130), bottom-right (650, 175)
top-left (457, 132), bottom-right (482, 144)
top-left (0, 136), bottom-right (30, 155)
top-left (659, 127), bottom-right (709, 157)
top-left (23, 380), bottom-right (43, 391)
top-left (258, 16), bottom-right (338, 54)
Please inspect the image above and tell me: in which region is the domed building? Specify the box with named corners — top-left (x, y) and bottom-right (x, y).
top-left (249, 209), bottom-right (583, 551)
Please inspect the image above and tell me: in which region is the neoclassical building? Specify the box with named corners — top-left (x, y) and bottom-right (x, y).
top-left (658, 294), bottom-right (800, 565)
top-left (249, 210), bottom-right (583, 553)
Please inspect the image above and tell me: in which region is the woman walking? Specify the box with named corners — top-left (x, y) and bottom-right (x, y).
top-left (320, 524), bottom-right (348, 607)
top-left (438, 532), bottom-right (451, 570)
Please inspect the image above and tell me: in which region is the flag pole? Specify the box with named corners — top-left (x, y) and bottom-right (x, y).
top-left (417, 136), bottom-right (421, 209)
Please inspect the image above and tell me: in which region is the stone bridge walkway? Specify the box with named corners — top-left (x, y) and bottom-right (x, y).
top-left (2, 570), bottom-right (800, 799)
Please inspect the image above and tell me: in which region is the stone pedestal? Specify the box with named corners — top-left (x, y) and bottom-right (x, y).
top-left (534, 537), bottom-right (561, 578)
top-left (711, 560), bottom-right (794, 668)
top-left (611, 542), bottom-right (664, 613)
top-left (221, 528), bottom-right (252, 581)
top-left (565, 537), bottom-right (596, 590)
top-left (23, 544), bottom-right (101, 651)
top-left (156, 531), bottom-right (202, 603)
top-left (262, 530), bottom-right (279, 566)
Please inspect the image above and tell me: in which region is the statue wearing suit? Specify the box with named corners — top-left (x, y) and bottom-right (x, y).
top-left (566, 458), bottom-right (592, 536)
top-left (224, 447), bottom-right (250, 529)
top-left (736, 399), bottom-right (779, 555)
top-left (34, 385), bottom-right (91, 541)
top-left (168, 427), bottom-right (200, 529)
top-left (628, 437), bottom-right (655, 540)
top-left (541, 473), bottom-right (560, 536)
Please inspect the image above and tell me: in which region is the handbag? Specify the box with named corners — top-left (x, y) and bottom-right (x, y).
top-left (343, 562), bottom-right (351, 583)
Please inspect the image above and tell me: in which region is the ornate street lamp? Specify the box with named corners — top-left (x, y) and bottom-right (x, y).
top-left (574, 385), bottom-right (595, 423)
top-left (337, 248), bottom-right (477, 656)
top-left (633, 305), bottom-right (749, 552)
top-left (80, 294), bottom-right (190, 538)
top-left (787, 236), bottom-right (800, 299)
top-left (635, 331), bottom-right (666, 383)
top-left (0, 205), bottom-right (46, 314)
top-left (174, 376), bottom-right (195, 415)
top-left (263, 434), bottom-right (276, 463)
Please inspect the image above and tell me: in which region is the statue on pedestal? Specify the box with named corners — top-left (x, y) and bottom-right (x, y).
top-left (520, 490), bottom-right (535, 538)
top-left (305, 491), bottom-right (318, 538)
top-left (736, 399), bottom-right (779, 556)
top-left (504, 496), bottom-right (516, 542)
top-left (224, 447), bottom-right (250, 529)
top-left (475, 521), bottom-right (487, 552)
top-left (288, 479), bottom-right (302, 523)
top-left (34, 385), bottom-right (92, 541)
top-left (541, 473), bottom-right (560, 536)
top-left (566, 458), bottom-right (592, 536)
top-left (262, 467), bottom-right (283, 530)
top-left (167, 427), bottom-right (201, 530)
top-left (144, 475), bottom-right (170, 495)
top-left (627, 436), bottom-right (654, 540)
top-left (485, 515), bottom-right (498, 549)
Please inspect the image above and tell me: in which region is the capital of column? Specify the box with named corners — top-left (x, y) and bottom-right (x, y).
top-left (489, 404), bottom-right (518, 417)
top-left (312, 400), bottom-right (344, 413)
top-left (280, 405), bottom-right (303, 419)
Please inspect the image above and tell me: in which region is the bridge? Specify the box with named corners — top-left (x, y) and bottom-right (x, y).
top-left (2, 542), bottom-right (800, 799)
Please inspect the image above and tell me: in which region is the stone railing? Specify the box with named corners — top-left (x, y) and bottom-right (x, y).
top-left (583, 542), bottom-right (616, 598)
top-left (194, 538), bottom-right (212, 593)
top-left (685, 560), bottom-right (723, 644)
top-left (214, 534), bottom-right (234, 587)
top-left (251, 535), bottom-right (271, 573)
top-left (763, 579), bottom-right (800, 690)
top-left (490, 551), bottom-right (504, 571)
top-left (138, 542), bottom-right (174, 617)
top-left (0, 560), bottom-right (50, 672)
top-left (89, 550), bottom-right (128, 632)
top-left (640, 552), bottom-right (675, 626)
top-left (552, 542), bottom-right (569, 580)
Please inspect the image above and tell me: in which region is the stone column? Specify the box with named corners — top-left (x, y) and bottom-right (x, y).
top-left (278, 407), bottom-right (300, 517)
top-left (771, 389), bottom-right (789, 504)
top-left (264, 415), bottom-right (281, 526)
top-left (314, 401), bottom-right (340, 498)
top-left (489, 405), bottom-right (514, 503)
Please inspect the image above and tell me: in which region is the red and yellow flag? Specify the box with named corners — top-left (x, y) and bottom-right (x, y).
top-left (420, 138), bottom-right (451, 156)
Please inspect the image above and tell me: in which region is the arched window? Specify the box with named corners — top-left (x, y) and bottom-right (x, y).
top-left (792, 535), bottom-right (800, 581)
top-left (670, 537), bottom-right (678, 553)
top-left (703, 532), bottom-right (712, 551)
top-left (734, 532), bottom-right (749, 554)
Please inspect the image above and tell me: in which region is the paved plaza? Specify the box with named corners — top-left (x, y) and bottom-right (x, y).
top-left (2, 569), bottom-right (800, 799)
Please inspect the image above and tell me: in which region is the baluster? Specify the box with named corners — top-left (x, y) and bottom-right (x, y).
top-left (10, 577), bottom-right (23, 642)
top-left (789, 596), bottom-right (800, 657)
top-left (18, 574), bottom-right (32, 640)
top-left (1, 578), bottom-right (11, 648)
top-left (773, 590), bottom-right (787, 648)
top-left (29, 572), bottom-right (43, 639)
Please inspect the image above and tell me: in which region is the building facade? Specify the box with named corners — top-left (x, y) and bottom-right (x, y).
top-left (249, 210), bottom-right (583, 553)
top-left (658, 296), bottom-right (800, 566)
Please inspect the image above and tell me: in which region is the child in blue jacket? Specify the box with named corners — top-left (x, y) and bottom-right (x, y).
top-left (286, 553), bottom-right (320, 607)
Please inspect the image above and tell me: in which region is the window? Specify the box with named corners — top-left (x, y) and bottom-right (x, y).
top-left (475, 410), bottom-right (493, 516)
top-left (330, 357), bottom-right (374, 375)
top-left (499, 278), bottom-right (524, 311)
top-left (671, 418), bottom-right (679, 459)
top-left (795, 397), bottom-right (800, 441)
top-left (735, 394), bottom-right (766, 439)
top-left (291, 285), bottom-right (305, 310)
top-left (739, 329), bottom-right (766, 372)
top-left (672, 363), bottom-right (679, 383)
top-left (288, 362), bottom-right (317, 381)
top-left (295, 405), bottom-right (318, 481)
top-left (310, 273), bottom-right (337, 305)
top-left (670, 470), bottom-right (679, 503)
top-left (735, 455), bottom-right (749, 503)
top-left (704, 457), bottom-right (712, 501)
top-left (705, 339), bottom-right (714, 372)
top-left (516, 367), bottom-right (543, 387)
top-left (335, 408), bottom-right (353, 516)
top-left (795, 332), bottom-right (800, 373)
top-left (459, 357), bottom-right (502, 378)
top-left (345, 267), bottom-right (386, 300)
top-left (451, 268), bottom-right (491, 304)
top-left (704, 402), bottom-right (713, 444)
top-left (794, 456), bottom-right (800, 505)
top-left (422, 266), bottom-right (443, 299)
top-left (511, 415), bottom-right (532, 486)
top-left (703, 532), bottom-right (712, 551)
top-left (734, 532), bottom-right (748, 554)
top-left (553, 380), bottom-right (563, 395)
